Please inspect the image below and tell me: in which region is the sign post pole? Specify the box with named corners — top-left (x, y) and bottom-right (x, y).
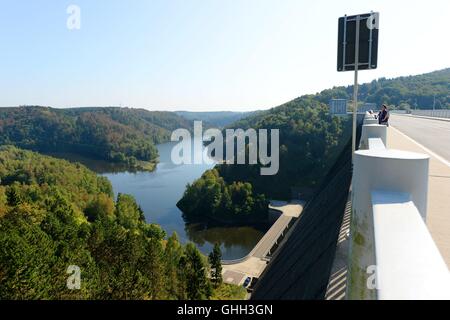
top-left (352, 15), bottom-right (360, 164)
top-left (338, 12), bottom-right (378, 161)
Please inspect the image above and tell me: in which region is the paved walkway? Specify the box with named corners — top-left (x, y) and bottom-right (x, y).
top-left (222, 200), bottom-right (304, 285)
top-left (388, 120), bottom-right (450, 268)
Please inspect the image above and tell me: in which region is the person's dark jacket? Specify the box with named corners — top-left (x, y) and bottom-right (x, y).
top-left (379, 109), bottom-right (388, 124)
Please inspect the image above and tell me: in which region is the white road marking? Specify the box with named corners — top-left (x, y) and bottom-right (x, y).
top-left (390, 126), bottom-right (450, 169)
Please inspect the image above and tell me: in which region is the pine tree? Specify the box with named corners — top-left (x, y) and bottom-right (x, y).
top-left (208, 243), bottom-right (223, 287)
top-left (164, 232), bottom-right (184, 299)
top-left (182, 243), bottom-right (212, 300)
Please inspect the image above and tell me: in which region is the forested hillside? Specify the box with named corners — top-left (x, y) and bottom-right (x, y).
top-left (217, 96), bottom-right (352, 200)
top-left (0, 146), bottom-right (243, 299)
top-left (317, 68), bottom-right (450, 110)
top-left (177, 96), bottom-right (351, 211)
top-left (0, 106), bottom-right (192, 170)
top-left (177, 68), bottom-right (449, 218)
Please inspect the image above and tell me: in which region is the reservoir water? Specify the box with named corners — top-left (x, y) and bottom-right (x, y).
top-left (99, 138), bottom-right (268, 260)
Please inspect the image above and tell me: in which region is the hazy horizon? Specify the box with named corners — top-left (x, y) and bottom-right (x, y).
top-left (1, 66), bottom-right (447, 112)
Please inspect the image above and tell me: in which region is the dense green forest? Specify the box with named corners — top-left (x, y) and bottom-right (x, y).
top-left (177, 96), bottom-right (352, 212)
top-left (219, 96), bottom-right (352, 199)
top-left (177, 169), bottom-right (268, 224)
top-left (177, 68), bottom-right (449, 221)
top-left (0, 146), bottom-right (244, 299)
top-left (317, 68), bottom-right (450, 110)
top-left (0, 106), bottom-right (192, 170)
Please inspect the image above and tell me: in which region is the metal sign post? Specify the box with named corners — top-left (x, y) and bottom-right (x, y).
top-left (337, 12), bottom-right (379, 164)
top-left (352, 15), bottom-right (360, 164)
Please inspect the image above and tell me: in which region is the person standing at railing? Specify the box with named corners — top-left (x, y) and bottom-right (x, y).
top-left (378, 104), bottom-right (390, 126)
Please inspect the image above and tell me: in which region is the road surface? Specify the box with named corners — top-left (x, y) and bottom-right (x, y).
top-left (390, 114), bottom-right (450, 161)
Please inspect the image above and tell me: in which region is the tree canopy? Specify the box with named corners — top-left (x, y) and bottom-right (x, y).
top-left (317, 68), bottom-right (450, 110)
top-left (0, 146), bottom-right (241, 300)
top-left (177, 169), bottom-right (269, 224)
top-left (0, 106), bottom-right (192, 170)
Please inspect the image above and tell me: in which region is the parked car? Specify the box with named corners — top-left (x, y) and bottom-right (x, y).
top-left (243, 276), bottom-right (252, 288)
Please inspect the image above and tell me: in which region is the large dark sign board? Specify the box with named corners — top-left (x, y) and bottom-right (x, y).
top-left (337, 12), bottom-right (379, 71)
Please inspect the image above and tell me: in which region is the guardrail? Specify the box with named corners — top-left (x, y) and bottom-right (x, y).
top-left (411, 109), bottom-right (450, 119)
top-left (347, 112), bottom-right (450, 300)
top-left (390, 110), bottom-right (407, 114)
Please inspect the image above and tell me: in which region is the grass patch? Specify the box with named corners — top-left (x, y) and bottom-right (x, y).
top-left (211, 283), bottom-right (247, 300)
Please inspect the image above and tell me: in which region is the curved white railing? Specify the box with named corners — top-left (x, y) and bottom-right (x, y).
top-left (372, 190), bottom-right (450, 299)
top-left (347, 112), bottom-right (450, 300)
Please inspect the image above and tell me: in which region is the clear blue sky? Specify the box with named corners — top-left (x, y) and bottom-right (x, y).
top-left (0, 0), bottom-right (449, 111)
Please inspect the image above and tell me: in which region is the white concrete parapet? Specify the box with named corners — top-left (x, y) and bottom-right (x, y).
top-left (360, 124), bottom-right (387, 150)
top-left (372, 191), bottom-right (450, 300)
top-left (347, 113), bottom-right (450, 300)
top-left (368, 138), bottom-right (386, 150)
top-left (353, 148), bottom-right (429, 220)
top-left (364, 118), bottom-right (378, 125)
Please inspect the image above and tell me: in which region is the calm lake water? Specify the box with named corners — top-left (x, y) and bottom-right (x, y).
top-left (97, 139), bottom-right (267, 260)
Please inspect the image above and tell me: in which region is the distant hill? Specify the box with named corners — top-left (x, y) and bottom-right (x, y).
top-left (175, 111), bottom-right (257, 127)
top-left (0, 106), bottom-right (192, 170)
top-left (317, 67), bottom-right (450, 110)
